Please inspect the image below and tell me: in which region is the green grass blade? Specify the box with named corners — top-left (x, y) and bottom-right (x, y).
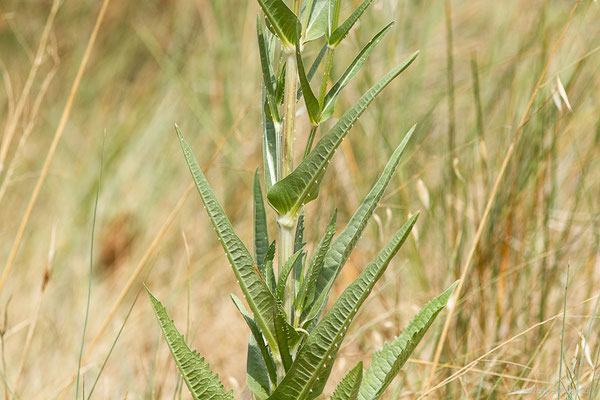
top-left (296, 41), bottom-right (320, 125)
top-left (257, 17), bottom-right (280, 123)
top-left (268, 214), bottom-right (418, 400)
top-left (331, 362), bottom-right (363, 400)
top-left (253, 170), bottom-right (270, 275)
top-left (177, 126), bottom-right (279, 351)
top-left (320, 22), bottom-right (394, 123)
top-left (146, 288), bottom-right (233, 400)
top-left (357, 282), bottom-right (457, 400)
top-left (306, 125), bottom-right (416, 320)
top-left (231, 294), bottom-right (278, 388)
top-left (267, 52), bottom-right (418, 216)
top-left (257, 0), bottom-right (300, 49)
top-left (296, 209), bottom-right (337, 311)
top-left (328, 0), bottom-right (374, 47)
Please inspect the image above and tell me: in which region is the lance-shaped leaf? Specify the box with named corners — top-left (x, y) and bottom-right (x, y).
top-left (247, 334), bottom-right (271, 400)
top-left (254, 171), bottom-right (270, 275)
top-left (302, 0), bottom-right (329, 43)
top-left (277, 250), bottom-right (303, 301)
top-left (304, 125), bottom-right (416, 319)
top-left (328, 0), bottom-right (374, 47)
top-left (264, 241), bottom-right (277, 293)
top-left (297, 43), bottom-right (328, 101)
top-left (258, 17), bottom-right (280, 122)
top-left (231, 295), bottom-right (277, 388)
top-left (274, 302), bottom-right (301, 373)
top-left (267, 52), bottom-right (418, 216)
top-left (358, 282), bottom-right (457, 400)
top-left (267, 214), bottom-right (419, 400)
top-left (257, 0), bottom-right (300, 49)
top-left (296, 209), bottom-right (337, 311)
top-left (177, 126), bottom-right (278, 352)
top-left (146, 288), bottom-right (233, 400)
top-left (293, 211), bottom-right (307, 285)
top-left (320, 22), bottom-right (394, 123)
top-left (262, 89), bottom-right (278, 191)
top-left (297, 40), bottom-right (320, 125)
top-left (331, 362), bottom-right (363, 400)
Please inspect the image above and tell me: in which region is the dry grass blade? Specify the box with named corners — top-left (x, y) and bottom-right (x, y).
top-left (423, 1), bottom-right (581, 393)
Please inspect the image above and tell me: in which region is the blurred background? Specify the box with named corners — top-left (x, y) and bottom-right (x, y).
top-left (0, 0), bottom-right (599, 398)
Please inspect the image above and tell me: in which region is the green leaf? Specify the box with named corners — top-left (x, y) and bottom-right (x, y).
top-left (262, 90), bottom-right (278, 191)
top-left (257, 17), bottom-right (280, 122)
top-left (296, 41), bottom-right (320, 125)
top-left (254, 171), bottom-right (270, 275)
top-left (257, 0), bottom-right (301, 49)
top-left (267, 214), bottom-right (419, 400)
top-left (293, 211), bottom-right (307, 283)
top-left (358, 282), bottom-right (458, 400)
top-left (296, 209), bottom-right (337, 311)
top-left (331, 362), bottom-right (363, 400)
top-left (277, 250), bottom-right (303, 301)
top-left (231, 295), bottom-right (278, 387)
top-left (247, 335), bottom-right (271, 400)
top-left (146, 288), bottom-right (233, 400)
top-left (297, 43), bottom-right (328, 102)
top-left (307, 125), bottom-right (416, 322)
top-left (328, 0), bottom-right (374, 47)
top-left (320, 22), bottom-right (394, 123)
top-left (303, 0), bottom-right (329, 42)
top-left (176, 126), bottom-right (279, 352)
top-left (267, 52), bottom-right (418, 216)
top-left (274, 303), bottom-right (294, 372)
top-left (264, 241), bottom-right (277, 292)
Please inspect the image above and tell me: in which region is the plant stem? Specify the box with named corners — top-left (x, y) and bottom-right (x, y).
top-left (278, 52), bottom-right (298, 319)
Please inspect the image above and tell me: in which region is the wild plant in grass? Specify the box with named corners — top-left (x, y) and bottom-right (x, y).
top-left (145, 0), bottom-right (456, 399)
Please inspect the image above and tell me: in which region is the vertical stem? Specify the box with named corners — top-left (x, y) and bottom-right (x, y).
top-left (278, 52), bottom-right (298, 319)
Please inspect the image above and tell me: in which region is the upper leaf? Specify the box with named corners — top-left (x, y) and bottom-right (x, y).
top-left (267, 52), bottom-right (419, 216)
top-left (296, 41), bottom-right (320, 125)
top-left (357, 282), bottom-right (458, 400)
top-left (177, 126), bottom-right (279, 352)
top-left (267, 214), bottom-right (419, 400)
top-left (331, 362), bottom-right (363, 400)
top-left (253, 170), bottom-right (270, 276)
top-left (304, 125), bottom-right (416, 319)
top-left (257, 0), bottom-right (301, 49)
top-left (328, 0), bottom-right (374, 47)
top-left (320, 22), bottom-right (394, 123)
top-left (303, 0), bottom-right (329, 43)
top-left (257, 17), bottom-right (280, 123)
top-left (146, 288), bottom-right (233, 400)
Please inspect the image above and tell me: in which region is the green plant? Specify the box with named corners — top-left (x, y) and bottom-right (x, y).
top-left (146, 1), bottom-right (456, 399)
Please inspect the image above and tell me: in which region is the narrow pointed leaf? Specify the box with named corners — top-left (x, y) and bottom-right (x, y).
top-left (307, 125), bottom-right (416, 321)
top-left (231, 295), bottom-right (278, 387)
top-left (297, 209), bottom-right (337, 311)
top-left (257, 17), bottom-right (280, 122)
top-left (321, 22), bottom-right (394, 123)
top-left (296, 42), bottom-right (320, 125)
top-left (277, 250), bottom-right (303, 301)
top-left (267, 52), bottom-right (418, 216)
top-left (146, 288), bottom-right (233, 400)
top-left (267, 214), bottom-right (419, 400)
top-left (177, 126), bottom-right (278, 351)
top-left (303, 0), bottom-right (329, 42)
top-left (254, 171), bottom-right (270, 275)
top-left (264, 241), bottom-right (277, 292)
top-left (247, 335), bottom-right (271, 400)
top-left (297, 43), bottom-right (328, 101)
top-left (257, 0), bottom-right (300, 48)
top-left (358, 282), bottom-right (457, 400)
top-left (328, 0), bottom-right (374, 47)
top-left (331, 362), bottom-right (363, 400)
top-left (262, 90), bottom-right (278, 191)
top-left (274, 304), bottom-right (293, 372)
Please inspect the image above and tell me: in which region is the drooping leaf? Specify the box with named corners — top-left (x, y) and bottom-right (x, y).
top-left (303, 0), bottom-right (329, 43)
top-left (257, 0), bottom-right (301, 49)
top-left (306, 125), bottom-right (416, 322)
top-left (296, 41), bottom-right (320, 125)
top-left (331, 362), bottom-right (363, 400)
top-left (358, 282), bottom-right (457, 400)
top-left (267, 214), bottom-right (419, 400)
top-left (254, 171), bottom-right (270, 275)
top-left (257, 17), bottom-right (280, 123)
top-left (231, 295), bottom-right (278, 387)
top-left (320, 22), bottom-right (394, 123)
top-left (297, 43), bottom-right (328, 101)
top-left (146, 288), bottom-right (233, 400)
top-left (177, 126), bottom-right (278, 352)
top-left (277, 250), bottom-right (303, 301)
top-left (328, 0), bottom-right (374, 47)
top-left (296, 209), bottom-right (337, 311)
top-left (267, 52), bottom-right (419, 216)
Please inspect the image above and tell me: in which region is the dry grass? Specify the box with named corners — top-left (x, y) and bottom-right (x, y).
top-left (0, 0), bottom-right (599, 398)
